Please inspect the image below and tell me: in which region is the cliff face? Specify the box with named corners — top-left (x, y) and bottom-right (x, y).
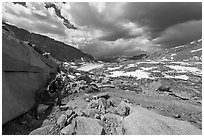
top-left (2, 24), bottom-right (57, 124)
top-left (3, 23), bottom-right (94, 62)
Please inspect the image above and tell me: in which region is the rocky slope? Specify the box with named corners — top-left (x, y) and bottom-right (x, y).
top-left (148, 39), bottom-right (202, 61)
top-left (3, 22), bottom-right (94, 62)
top-left (2, 23), bottom-right (202, 134)
top-left (2, 57), bottom-right (202, 134)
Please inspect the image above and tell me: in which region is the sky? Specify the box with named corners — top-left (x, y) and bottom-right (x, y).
top-left (2, 2), bottom-right (202, 58)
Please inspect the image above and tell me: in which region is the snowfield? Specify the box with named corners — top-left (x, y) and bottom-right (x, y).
top-left (108, 70), bottom-right (153, 79)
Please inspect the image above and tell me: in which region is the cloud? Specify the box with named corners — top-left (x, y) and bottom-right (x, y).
top-left (153, 20), bottom-right (202, 48)
top-left (2, 2), bottom-right (202, 58)
top-left (67, 2), bottom-right (143, 41)
top-left (3, 2), bottom-right (67, 37)
top-left (77, 36), bottom-right (160, 58)
top-left (44, 2), bottom-right (77, 29)
top-left (120, 2), bottom-right (202, 38)
top-left (13, 2), bottom-right (26, 7)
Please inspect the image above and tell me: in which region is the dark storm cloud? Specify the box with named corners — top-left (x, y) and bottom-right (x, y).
top-left (99, 28), bottom-right (141, 41)
top-left (44, 2), bottom-right (77, 29)
top-left (68, 3), bottom-right (142, 41)
top-left (121, 2), bottom-right (202, 38)
top-left (153, 20), bottom-right (202, 48)
top-left (13, 2), bottom-right (26, 7)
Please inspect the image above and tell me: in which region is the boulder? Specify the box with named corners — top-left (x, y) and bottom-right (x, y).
top-left (102, 113), bottom-right (123, 135)
top-left (101, 84), bottom-right (115, 88)
top-left (94, 92), bottom-right (110, 99)
top-left (122, 106), bottom-right (201, 135)
top-left (60, 124), bottom-right (74, 135)
top-left (106, 106), bottom-right (117, 114)
top-left (103, 113), bottom-right (123, 122)
top-left (98, 98), bottom-right (109, 114)
top-left (157, 85), bottom-right (171, 92)
top-left (37, 104), bottom-right (49, 114)
top-left (116, 101), bottom-right (130, 117)
top-left (77, 74), bottom-right (92, 83)
top-left (60, 104), bottom-right (71, 111)
top-left (73, 117), bottom-right (104, 135)
top-left (87, 100), bottom-right (99, 109)
top-left (67, 113), bottom-right (77, 125)
top-left (82, 108), bottom-right (98, 118)
top-left (66, 109), bottom-right (74, 118)
top-left (57, 114), bottom-right (67, 129)
top-left (29, 125), bottom-right (53, 135)
top-left (42, 119), bottom-right (51, 127)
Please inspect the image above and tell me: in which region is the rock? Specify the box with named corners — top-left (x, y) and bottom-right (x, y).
top-left (57, 114), bottom-right (67, 129)
top-left (102, 113), bottom-right (123, 135)
top-left (85, 98), bottom-right (90, 102)
top-left (66, 110), bottom-right (74, 118)
top-left (75, 73), bottom-right (81, 76)
top-left (101, 77), bottom-right (110, 84)
top-left (73, 117), bottom-right (104, 135)
top-left (107, 98), bottom-right (121, 107)
top-left (77, 74), bottom-right (92, 83)
top-left (67, 113), bottom-right (77, 124)
top-left (42, 119), bottom-right (51, 127)
top-left (60, 104), bottom-right (71, 111)
top-left (157, 85), bottom-right (171, 92)
top-left (116, 101), bottom-right (130, 117)
top-left (22, 113), bottom-right (32, 123)
top-left (82, 108), bottom-right (98, 118)
top-left (103, 113), bottom-right (123, 122)
top-left (37, 104), bottom-right (49, 114)
top-left (84, 93), bottom-right (91, 98)
top-left (60, 124), bottom-right (74, 135)
top-left (106, 106), bottom-right (117, 114)
top-left (169, 92), bottom-right (190, 100)
top-left (94, 113), bottom-right (100, 119)
top-left (191, 56), bottom-right (200, 62)
top-left (87, 100), bottom-right (99, 109)
top-left (75, 110), bottom-right (84, 116)
top-left (101, 84), bottom-right (115, 88)
top-left (29, 125), bottom-right (53, 135)
top-left (95, 92), bottom-right (110, 99)
top-left (134, 86), bottom-right (143, 94)
top-left (122, 106), bottom-right (201, 135)
top-left (98, 98), bottom-right (109, 114)
top-left (172, 114), bottom-right (181, 118)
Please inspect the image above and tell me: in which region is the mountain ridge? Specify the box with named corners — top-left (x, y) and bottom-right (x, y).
top-left (3, 22), bottom-right (94, 62)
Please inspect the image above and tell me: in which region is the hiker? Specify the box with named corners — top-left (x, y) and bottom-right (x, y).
top-left (48, 74), bottom-right (66, 107)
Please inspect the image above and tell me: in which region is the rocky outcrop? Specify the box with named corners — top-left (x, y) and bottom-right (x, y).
top-left (122, 106), bottom-right (202, 135)
top-left (73, 117), bottom-right (104, 135)
top-left (2, 25), bottom-right (57, 124)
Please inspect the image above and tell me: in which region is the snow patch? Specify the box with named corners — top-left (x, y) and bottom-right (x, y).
top-left (106, 66), bottom-right (122, 71)
top-left (140, 67), bottom-right (157, 71)
top-left (174, 45), bottom-right (185, 49)
top-left (191, 48), bottom-right (202, 53)
top-left (137, 61), bottom-right (162, 64)
top-left (77, 64), bottom-right (104, 72)
top-left (191, 41), bottom-right (195, 44)
top-left (198, 39), bottom-right (202, 42)
top-left (170, 62), bottom-right (190, 66)
top-left (109, 70), bottom-right (153, 79)
top-left (166, 65), bottom-right (202, 76)
top-left (163, 74), bottom-right (189, 80)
